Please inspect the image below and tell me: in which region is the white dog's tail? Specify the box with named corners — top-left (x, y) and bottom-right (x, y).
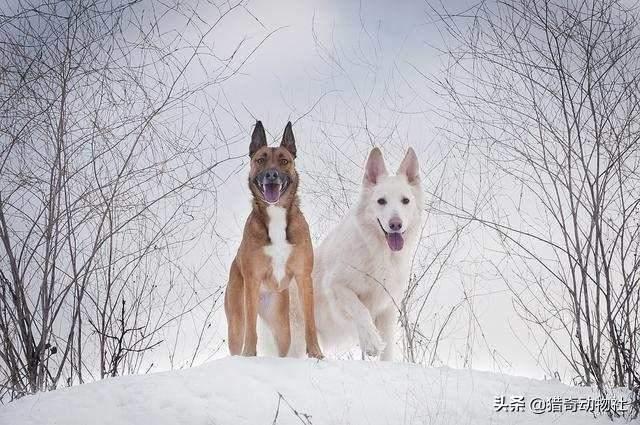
top-left (256, 282), bottom-right (306, 358)
top-left (256, 317), bottom-right (278, 356)
top-left (286, 282), bottom-right (307, 357)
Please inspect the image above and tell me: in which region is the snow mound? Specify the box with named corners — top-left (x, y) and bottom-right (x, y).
top-left (0, 357), bottom-right (629, 425)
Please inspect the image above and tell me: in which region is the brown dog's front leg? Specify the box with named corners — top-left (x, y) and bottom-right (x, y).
top-left (225, 259), bottom-right (244, 355)
top-left (242, 277), bottom-right (260, 356)
top-left (296, 274), bottom-right (324, 359)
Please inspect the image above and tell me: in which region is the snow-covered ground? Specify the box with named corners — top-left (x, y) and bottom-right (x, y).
top-left (1, 357), bottom-right (633, 425)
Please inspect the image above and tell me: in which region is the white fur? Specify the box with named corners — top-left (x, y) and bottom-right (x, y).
top-left (289, 149), bottom-right (423, 360)
top-left (264, 205), bottom-right (292, 288)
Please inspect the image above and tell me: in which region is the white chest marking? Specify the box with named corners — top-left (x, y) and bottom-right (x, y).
top-left (264, 206), bottom-right (292, 285)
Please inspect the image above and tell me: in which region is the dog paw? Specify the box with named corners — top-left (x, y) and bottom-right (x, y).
top-left (359, 328), bottom-right (386, 357)
top-left (306, 346), bottom-right (325, 360)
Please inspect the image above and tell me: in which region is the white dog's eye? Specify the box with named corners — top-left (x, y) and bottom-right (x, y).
top-left (377, 198), bottom-right (387, 205)
top-left (402, 197), bottom-right (410, 205)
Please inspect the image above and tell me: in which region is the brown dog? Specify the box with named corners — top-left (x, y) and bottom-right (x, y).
top-left (224, 121), bottom-right (323, 359)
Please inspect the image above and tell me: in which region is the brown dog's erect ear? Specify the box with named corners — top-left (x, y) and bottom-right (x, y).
top-left (249, 121), bottom-right (267, 157)
top-left (397, 147), bottom-right (420, 185)
top-left (280, 121), bottom-right (296, 158)
top-left (363, 147), bottom-right (388, 186)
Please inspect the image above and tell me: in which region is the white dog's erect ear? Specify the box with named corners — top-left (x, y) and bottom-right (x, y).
top-left (280, 121), bottom-right (296, 158)
top-left (363, 147), bottom-right (388, 186)
top-left (397, 147), bottom-right (420, 185)
top-left (249, 121), bottom-right (267, 157)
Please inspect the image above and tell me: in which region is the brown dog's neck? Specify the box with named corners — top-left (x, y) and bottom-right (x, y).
top-left (251, 195), bottom-right (300, 216)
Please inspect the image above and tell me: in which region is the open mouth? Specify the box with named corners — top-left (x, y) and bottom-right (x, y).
top-left (257, 180), bottom-right (288, 204)
top-left (377, 219), bottom-right (404, 252)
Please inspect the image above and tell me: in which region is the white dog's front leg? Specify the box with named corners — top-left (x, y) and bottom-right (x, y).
top-left (334, 286), bottom-right (385, 356)
top-left (375, 307), bottom-right (396, 361)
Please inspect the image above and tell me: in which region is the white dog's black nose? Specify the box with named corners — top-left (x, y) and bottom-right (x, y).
top-left (389, 218), bottom-right (402, 232)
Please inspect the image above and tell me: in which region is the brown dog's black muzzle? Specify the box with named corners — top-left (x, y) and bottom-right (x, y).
top-left (255, 168), bottom-right (290, 204)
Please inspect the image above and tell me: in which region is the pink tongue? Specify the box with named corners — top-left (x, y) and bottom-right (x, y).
top-left (386, 233), bottom-right (404, 251)
top-left (263, 183), bottom-right (281, 204)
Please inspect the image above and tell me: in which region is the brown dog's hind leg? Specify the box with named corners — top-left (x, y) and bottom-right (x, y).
top-left (224, 259), bottom-right (244, 355)
top-left (296, 274), bottom-right (324, 359)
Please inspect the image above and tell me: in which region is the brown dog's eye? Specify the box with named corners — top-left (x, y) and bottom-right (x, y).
top-left (279, 158), bottom-right (289, 166)
top-left (402, 197), bottom-right (410, 205)
top-left (377, 198), bottom-right (387, 205)
top-left (256, 157), bottom-right (265, 165)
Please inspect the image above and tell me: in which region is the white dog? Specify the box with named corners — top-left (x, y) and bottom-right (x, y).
top-left (286, 147), bottom-right (423, 361)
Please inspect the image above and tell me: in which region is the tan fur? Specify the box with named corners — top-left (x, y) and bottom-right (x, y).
top-left (224, 122), bottom-right (323, 359)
